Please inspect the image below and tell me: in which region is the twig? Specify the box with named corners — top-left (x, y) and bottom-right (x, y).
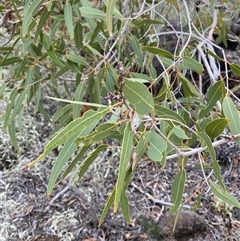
top-left (49, 185), bottom-right (70, 205)
top-left (131, 181), bottom-right (191, 210)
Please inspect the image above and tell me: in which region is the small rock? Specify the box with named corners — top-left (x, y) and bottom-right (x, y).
top-left (137, 210), bottom-right (208, 241)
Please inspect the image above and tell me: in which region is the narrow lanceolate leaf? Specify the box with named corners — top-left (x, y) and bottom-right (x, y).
top-left (179, 73), bottom-right (202, 97)
top-left (79, 7), bottom-right (106, 20)
top-left (154, 105), bottom-right (186, 125)
top-left (205, 118), bottom-right (229, 139)
top-left (198, 132), bottom-right (225, 189)
top-left (123, 79), bottom-right (154, 115)
top-left (0, 56), bottom-right (21, 66)
top-left (148, 131), bottom-right (167, 164)
top-left (183, 56), bottom-right (204, 74)
top-left (222, 96), bottom-right (240, 147)
top-left (64, 2), bottom-right (74, 40)
top-left (230, 63), bottom-right (240, 77)
top-left (99, 188), bottom-right (116, 225)
top-left (73, 82), bottom-right (85, 119)
top-left (74, 22), bottom-right (83, 50)
top-left (114, 123), bottom-right (133, 212)
top-left (67, 52), bottom-right (88, 66)
top-left (28, 107), bottom-right (109, 166)
top-left (22, 0), bottom-right (44, 36)
top-left (170, 169), bottom-right (186, 213)
top-left (34, 4), bottom-right (54, 41)
top-left (210, 182), bottom-right (240, 208)
top-left (200, 81), bottom-right (225, 118)
top-left (75, 123), bottom-right (116, 146)
top-left (106, 0), bottom-right (117, 35)
top-left (46, 47), bottom-right (64, 67)
top-left (120, 192), bottom-right (131, 224)
top-left (61, 145), bottom-right (90, 181)
top-left (128, 35), bottom-right (143, 69)
top-left (141, 46), bottom-right (173, 58)
top-left (78, 144), bottom-right (108, 181)
top-left (47, 134), bottom-right (78, 195)
top-left (134, 131), bottom-right (151, 168)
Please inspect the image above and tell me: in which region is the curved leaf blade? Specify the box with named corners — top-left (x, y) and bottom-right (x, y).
top-left (114, 123), bottom-right (133, 212)
top-left (222, 96), bottom-right (240, 147)
top-left (170, 169), bottom-right (186, 213)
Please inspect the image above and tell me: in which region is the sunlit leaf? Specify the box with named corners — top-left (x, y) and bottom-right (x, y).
top-left (28, 107), bottom-right (109, 166)
top-left (75, 123), bottom-right (116, 146)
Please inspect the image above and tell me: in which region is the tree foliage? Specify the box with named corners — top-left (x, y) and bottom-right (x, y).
top-left (1, 0), bottom-right (240, 224)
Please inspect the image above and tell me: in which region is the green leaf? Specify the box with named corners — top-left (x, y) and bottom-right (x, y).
top-left (210, 182), bottom-right (240, 208)
top-left (47, 134), bottom-right (78, 195)
top-left (197, 132), bottom-right (225, 189)
top-left (148, 131), bottom-right (167, 163)
top-left (99, 188), bottom-right (116, 225)
top-left (34, 3), bottom-right (54, 41)
top-left (222, 96), bottom-right (240, 147)
top-left (66, 60), bottom-right (82, 74)
top-left (120, 192), bottom-right (131, 224)
top-left (8, 121), bottom-right (21, 152)
top-left (114, 123), bottom-right (133, 212)
top-left (60, 145), bottom-right (90, 181)
top-left (123, 79), bottom-right (154, 115)
top-left (170, 169), bottom-right (186, 213)
top-left (22, 0), bottom-right (44, 36)
top-left (154, 105), bottom-right (186, 125)
top-left (67, 52), bottom-right (88, 66)
top-left (64, 2), bottom-right (74, 40)
top-left (183, 56), bottom-right (204, 74)
top-left (128, 35), bottom-right (143, 69)
top-left (106, 0), bottom-right (117, 34)
top-left (205, 118), bottom-right (229, 139)
top-left (74, 22), bottom-right (83, 50)
top-left (46, 47), bottom-right (64, 67)
top-left (179, 73), bottom-right (202, 97)
top-left (0, 56), bottom-right (21, 66)
top-left (75, 123), bottom-right (116, 146)
top-left (199, 80), bottom-right (225, 118)
top-left (28, 107), bottom-right (109, 166)
top-left (135, 131), bottom-right (151, 163)
top-left (141, 46), bottom-right (174, 58)
top-left (173, 125), bottom-right (189, 139)
top-left (73, 82), bottom-right (85, 119)
top-left (230, 63), bottom-right (240, 77)
top-left (79, 7), bottom-right (106, 20)
top-left (78, 144), bottom-right (108, 180)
